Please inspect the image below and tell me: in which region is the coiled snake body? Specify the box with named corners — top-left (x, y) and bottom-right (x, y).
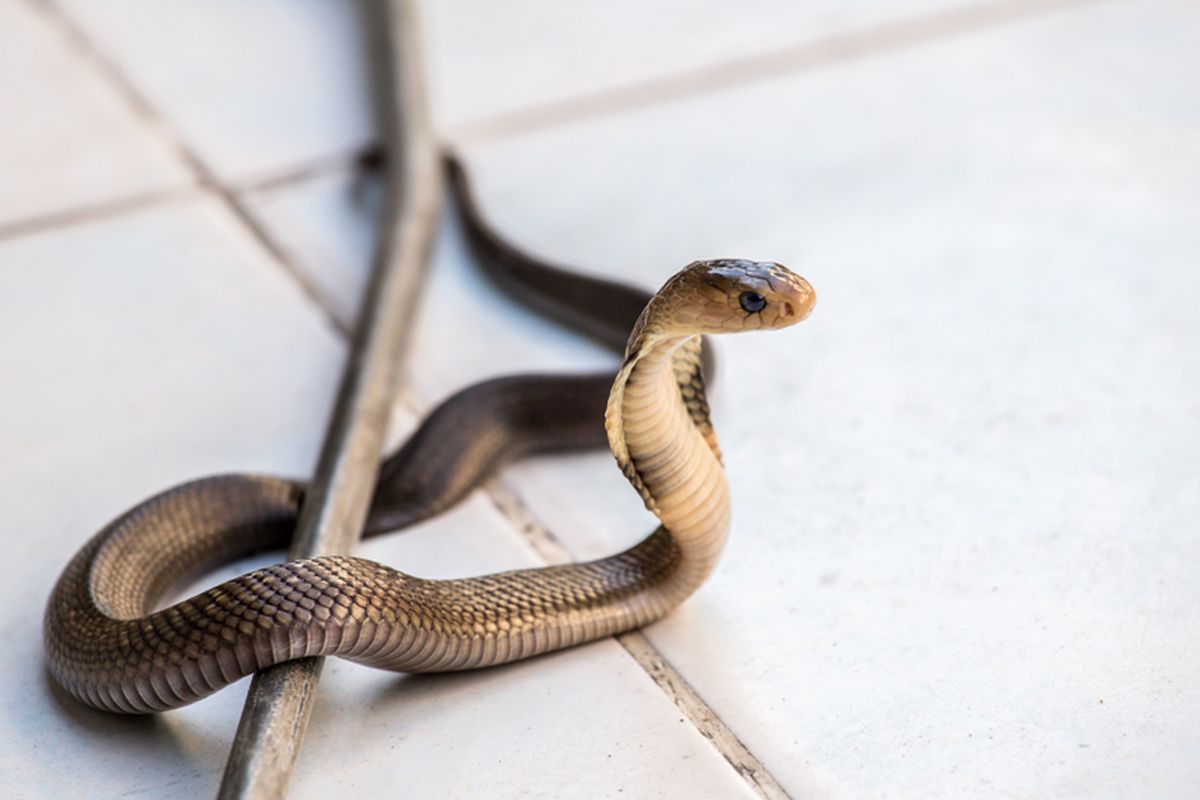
top-left (44, 173), bottom-right (815, 714)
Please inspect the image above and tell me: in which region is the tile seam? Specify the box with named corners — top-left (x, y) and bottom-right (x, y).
top-left (0, 187), bottom-right (195, 242)
top-left (0, 153), bottom-right (365, 246)
top-left (444, 0), bottom-right (1109, 145)
top-left (616, 631), bottom-right (793, 800)
top-left (226, 148), bottom-right (372, 196)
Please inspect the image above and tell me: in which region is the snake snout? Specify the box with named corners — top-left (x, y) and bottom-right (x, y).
top-left (768, 273), bottom-right (815, 328)
top-left (785, 281), bottom-right (816, 321)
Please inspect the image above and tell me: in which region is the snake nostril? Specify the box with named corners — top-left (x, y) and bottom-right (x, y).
top-left (783, 301), bottom-right (795, 317)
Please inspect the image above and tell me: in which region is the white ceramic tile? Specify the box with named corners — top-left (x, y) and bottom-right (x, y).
top-left (54, 0), bottom-right (375, 184)
top-left (423, 0), bottom-right (973, 128)
top-left (0, 1), bottom-right (190, 228)
top-left (0, 198), bottom-right (756, 798)
top-left (445, 1), bottom-right (1200, 796)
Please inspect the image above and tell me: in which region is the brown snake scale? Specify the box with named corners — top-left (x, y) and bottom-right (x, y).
top-left (44, 163), bottom-right (815, 714)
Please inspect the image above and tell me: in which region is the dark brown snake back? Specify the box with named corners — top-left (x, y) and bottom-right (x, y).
top-left (47, 475), bottom-right (684, 712)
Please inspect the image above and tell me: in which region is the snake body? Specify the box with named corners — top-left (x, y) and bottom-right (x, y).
top-left (44, 166), bottom-right (815, 714)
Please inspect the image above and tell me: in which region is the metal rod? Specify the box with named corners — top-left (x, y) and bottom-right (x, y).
top-left (217, 1), bottom-right (442, 796)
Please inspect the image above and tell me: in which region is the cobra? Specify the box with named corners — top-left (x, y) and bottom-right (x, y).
top-left (43, 183), bottom-right (815, 715)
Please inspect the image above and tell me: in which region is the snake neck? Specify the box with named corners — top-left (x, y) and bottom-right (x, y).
top-left (606, 333), bottom-right (730, 600)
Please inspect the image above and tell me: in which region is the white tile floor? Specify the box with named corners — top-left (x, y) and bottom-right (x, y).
top-left (54, 0), bottom-right (375, 185)
top-left (1, 0), bottom-right (1197, 798)
top-left (0, 2), bottom-right (190, 230)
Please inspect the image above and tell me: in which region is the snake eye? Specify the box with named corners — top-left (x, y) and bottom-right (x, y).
top-left (739, 291), bottom-right (766, 313)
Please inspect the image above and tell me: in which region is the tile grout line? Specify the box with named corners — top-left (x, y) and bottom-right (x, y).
top-left (615, 632), bottom-right (792, 800)
top-left (30, 0), bottom-right (349, 339)
top-left (445, 0), bottom-right (1109, 145)
top-left (0, 186), bottom-right (195, 242)
top-left (483, 479), bottom-right (794, 800)
top-left (224, 147), bottom-right (373, 196)
top-left (0, 147), bottom-right (366, 247)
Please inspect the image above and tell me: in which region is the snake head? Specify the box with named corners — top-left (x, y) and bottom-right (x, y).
top-left (653, 258), bottom-right (816, 336)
